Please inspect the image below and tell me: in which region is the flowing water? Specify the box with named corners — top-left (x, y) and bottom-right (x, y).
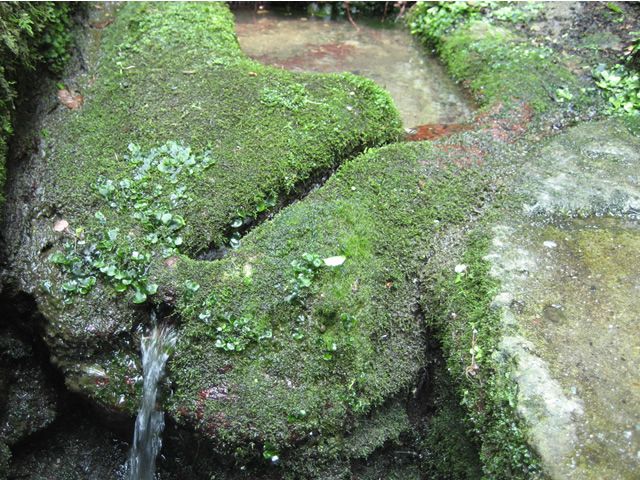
top-left (234, 8), bottom-right (474, 128)
top-left (127, 316), bottom-right (177, 480)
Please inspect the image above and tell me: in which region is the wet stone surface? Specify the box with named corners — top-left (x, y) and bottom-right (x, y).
top-left (487, 119), bottom-right (640, 479)
top-left (234, 9), bottom-right (474, 128)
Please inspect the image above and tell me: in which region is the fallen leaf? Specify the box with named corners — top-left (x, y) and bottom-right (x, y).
top-left (165, 256), bottom-right (179, 268)
top-left (53, 219), bottom-right (69, 232)
top-left (90, 18), bottom-right (113, 29)
top-left (57, 89), bottom-right (84, 110)
top-left (248, 71), bottom-right (258, 77)
top-left (323, 256), bottom-right (346, 267)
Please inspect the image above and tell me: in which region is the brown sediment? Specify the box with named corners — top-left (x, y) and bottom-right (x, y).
top-left (251, 42), bottom-right (356, 70)
top-left (405, 123), bottom-right (472, 142)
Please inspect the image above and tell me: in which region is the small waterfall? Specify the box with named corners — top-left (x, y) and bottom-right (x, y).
top-left (127, 314), bottom-right (177, 480)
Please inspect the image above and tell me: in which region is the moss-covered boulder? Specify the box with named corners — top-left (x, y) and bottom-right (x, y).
top-left (1, 2), bottom-right (440, 475)
top-left (4, 0), bottom-right (400, 411)
top-left (485, 119), bottom-right (640, 479)
top-left (420, 118), bottom-right (640, 480)
top-left (151, 138), bottom-right (491, 474)
top-left (408, 3), bottom-right (588, 113)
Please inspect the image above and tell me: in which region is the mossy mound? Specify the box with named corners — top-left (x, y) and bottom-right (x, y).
top-left (409, 4), bottom-right (587, 113)
top-left (152, 139), bottom-right (491, 473)
top-left (43, 2), bottom-right (400, 256)
top-left (4, 1), bottom-right (401, 414)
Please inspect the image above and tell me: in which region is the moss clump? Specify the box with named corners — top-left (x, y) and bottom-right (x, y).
top-left (151, 139), bottom-right (492, 472)
top-left (409, 4), bottom-right (582, 112)
top-left (420, 232), bottom-right (542, 479)
top-left (415, 358), bottom-right (483, 480)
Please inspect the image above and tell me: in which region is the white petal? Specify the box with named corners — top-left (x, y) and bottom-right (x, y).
top-left (323, 256), bottom-right (346, 267)
top-left (53, 219), bottom-right (69, 232)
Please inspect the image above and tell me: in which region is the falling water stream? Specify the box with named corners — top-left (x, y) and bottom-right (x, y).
top-left (127, 314), bottom-right (177, 480)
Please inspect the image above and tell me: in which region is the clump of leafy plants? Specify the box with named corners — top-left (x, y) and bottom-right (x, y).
top-left (593, 30), bottom-right (640, 116)
top-left (188, 291), bottom-right (273, 352)
top-left (594, 64), bottom-right (639, 114)
top-left (408, 1), bottom-right (488, 47)
top-left (285, 252), bottom-right (325, 303)
top-left (48, 141), bottom-right (215, 304)
top-left (285, 253), bottom-right (346, 304)
top-left (228, 192), bottom-right (277, 249)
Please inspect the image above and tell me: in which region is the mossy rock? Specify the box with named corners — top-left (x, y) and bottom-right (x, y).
top-left (0, 325), bottom-right (57, 447)
top-left (148, 138), bottom-right (491, 472)
top-left (4, 1), bottom-right (400, 414)
top-left (409, 3), bottom-right (588, 114)
top-left (421, 118), bottom-right (640, 479)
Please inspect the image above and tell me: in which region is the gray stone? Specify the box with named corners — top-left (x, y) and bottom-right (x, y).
top-left (489, 119), bottom-right (640, 478)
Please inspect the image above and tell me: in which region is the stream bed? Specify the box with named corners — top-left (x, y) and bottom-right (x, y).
top-left (234, 8), bottom-right (474, 128)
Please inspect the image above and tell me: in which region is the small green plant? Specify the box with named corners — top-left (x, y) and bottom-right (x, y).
top-left (228, 193), bottom-right (277, 249)
top-left (555, 87), bottom-right (574, 103)
top-left (604, 2), bottom-right (625, 23)
top-left (285, 253), bottom-right (345, 304)
top-left (192, 292), bottom-right (273, 353)
top-left (409, 1), bottom-right (488, 47)
top-left (48, 141), bottom-right (215, 304)
top-left (594, 64), bottom-right (640, 115)
top-left (285, 252), bottom-right (324, 304)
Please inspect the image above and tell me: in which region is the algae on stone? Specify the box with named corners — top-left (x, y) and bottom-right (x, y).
top-left (485, 119), bottom-right (640, 479)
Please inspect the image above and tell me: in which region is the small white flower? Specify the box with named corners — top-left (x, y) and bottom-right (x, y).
top-left (454, 264), bottom-right (467, 274)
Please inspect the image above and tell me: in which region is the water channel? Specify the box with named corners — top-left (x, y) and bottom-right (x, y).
top-left (234, 7), bottom-right (474, 129)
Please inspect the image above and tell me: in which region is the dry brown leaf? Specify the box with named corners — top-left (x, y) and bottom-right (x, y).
top-left (57, 89), bottom-right (84, 110)
top-left (53, 219), bottom-right (69, 232)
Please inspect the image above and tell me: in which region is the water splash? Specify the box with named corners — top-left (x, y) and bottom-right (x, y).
top-left (127, 314), bottom-right (177, 480)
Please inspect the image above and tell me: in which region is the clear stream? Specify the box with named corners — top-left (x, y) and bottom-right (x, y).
top-left (234, 8), bottom-right (474, 128)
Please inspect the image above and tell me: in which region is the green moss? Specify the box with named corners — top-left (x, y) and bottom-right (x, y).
top-left (409, 3), bottom-right (584, 112)
top-left (421, 232), bottom-right (541, 479)
top-left (415, 359), bottom-right (482, 480)
top-left (44, 2), bottom-right (401, 260)
top-left (149, 140), bottom-right (491, 469)
top-left (443, 21), bottom-right (581, 112)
